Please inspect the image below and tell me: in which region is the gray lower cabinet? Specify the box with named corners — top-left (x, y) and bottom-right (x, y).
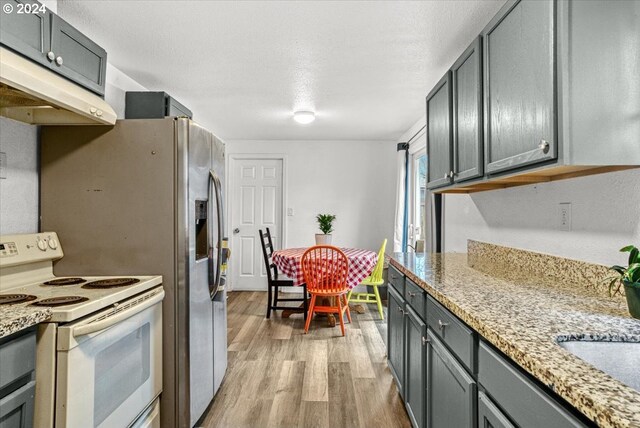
top-left (426, 72), bottom-right (453, 189)
top-left (404, 306), bottom-right (426, 428)
top-left (427, 329), bottom-right (476, 428)
top-left (0, 0), bottom-right (107, 95)
top-left (478, 341), bottom-right (587, 427)
top-left (388, 286), bottom-right (405, 396)
top-left (478, 391), bottom-right (515, 428)
top-left (482, 0), bottom-right (556, 174)
top-left (0, 381), bottom-right (35, 428)
top-left (0, 0), bottom-right (51, 68)
top-left (0, 329), bottom-right (36, 428)
top-left (452, 36), bottom-right (483, 182)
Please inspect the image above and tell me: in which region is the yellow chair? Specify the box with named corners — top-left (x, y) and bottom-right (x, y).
top-left (347, 239), bottom-right (387, 320)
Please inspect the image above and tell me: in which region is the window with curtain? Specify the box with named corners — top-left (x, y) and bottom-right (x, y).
top-left (408, 148), bottom-right (427, 252)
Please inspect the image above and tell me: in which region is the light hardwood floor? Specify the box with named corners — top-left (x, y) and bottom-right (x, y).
top-left (198, 291), bottom-right (411, 428)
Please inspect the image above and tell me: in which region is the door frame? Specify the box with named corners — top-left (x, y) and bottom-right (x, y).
top-left (225, 153), bottom-right (288, 291)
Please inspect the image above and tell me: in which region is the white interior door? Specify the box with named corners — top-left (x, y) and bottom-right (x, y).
top-left (230, 158), bottom-right (283, 290)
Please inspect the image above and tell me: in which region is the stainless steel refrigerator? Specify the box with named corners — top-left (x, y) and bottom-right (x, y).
top-left (40, 118), bottom-right (228, 428)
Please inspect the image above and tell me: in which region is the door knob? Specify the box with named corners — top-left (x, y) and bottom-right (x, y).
top-left (55, 56), bottom-right (63, 66)
top-left (538, 139), bottom-right (550, 154)
top-left (233, 228), bottom-right (240, 234)
top-left (47, 51), bottom-right (55, 61)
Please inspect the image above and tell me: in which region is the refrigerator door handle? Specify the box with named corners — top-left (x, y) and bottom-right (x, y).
top-left (208, 169), bottom-right (224, 300)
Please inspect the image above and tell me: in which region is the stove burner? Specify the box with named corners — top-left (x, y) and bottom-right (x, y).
top-left (32, 296), bottom-right (89, 307)
top-left (0, 294), bottom-right (37, 305)
top-left (42, 277), bottom-right (86, 286)
top-left (83, 278), bottom-right (140, 289)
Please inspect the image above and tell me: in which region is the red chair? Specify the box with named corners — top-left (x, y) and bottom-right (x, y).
top-left (301, 245), bottom-right (352, 336)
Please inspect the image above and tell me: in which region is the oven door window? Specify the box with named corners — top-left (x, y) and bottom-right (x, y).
top-left (56, 302), bottom-right (162, 428)
top-left (94, 323), bottom-right (150, 426)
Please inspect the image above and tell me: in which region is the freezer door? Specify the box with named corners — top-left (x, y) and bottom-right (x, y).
top-left (185, 119), bottom-right (215, 426)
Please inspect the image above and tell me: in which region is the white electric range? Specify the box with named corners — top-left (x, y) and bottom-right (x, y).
top-left (0, 232), bottom-right (164, 428)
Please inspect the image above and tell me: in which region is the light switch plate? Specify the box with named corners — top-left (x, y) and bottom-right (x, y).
top-left (559, 202), bottom-right (572, 231)
top-left (0, 152), bottom-right (6, 179)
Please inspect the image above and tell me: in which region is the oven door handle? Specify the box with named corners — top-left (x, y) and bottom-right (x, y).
top-left (72, 289), bottom-right (165, 338)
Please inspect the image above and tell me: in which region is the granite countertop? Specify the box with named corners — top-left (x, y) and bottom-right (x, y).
top-left (389, 248), bottom-right (640, 428)
top-left (0, 304), bottom-right (51, 338)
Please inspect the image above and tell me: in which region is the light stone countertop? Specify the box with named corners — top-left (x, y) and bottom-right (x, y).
top-left (0, 303), bottom-right (51, 338)
top-left (389, 248), bottom-right (640, 428)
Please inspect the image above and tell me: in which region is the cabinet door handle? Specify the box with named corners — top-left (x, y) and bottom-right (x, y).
top-left (55, 56), bottom-right (63, 66)
top-left (422, 336), bottom-right (430, 346)
top-left (47, 51), bottom-right (55, 61)
top-left (408, 291), bottom-right (416, 298)
top-left (438, 319), bottom-right (449, 329)
top-left (449, 171), bottom-right (454, 179)
top-left (538, 139), bottom-right (550, 154)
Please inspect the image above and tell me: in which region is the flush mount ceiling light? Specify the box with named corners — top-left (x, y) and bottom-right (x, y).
top-left (293, 111), bottom-right (315, 124)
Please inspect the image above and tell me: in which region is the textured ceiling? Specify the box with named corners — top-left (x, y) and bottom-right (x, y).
top-left (57, 0), bottom-right (505, 141)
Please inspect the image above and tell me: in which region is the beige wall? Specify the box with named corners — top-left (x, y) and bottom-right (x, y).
top-left (227, 139), bottom-right (397, 253)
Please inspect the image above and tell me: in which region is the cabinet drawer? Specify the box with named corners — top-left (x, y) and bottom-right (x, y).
top-left (404, 278), bottom-right (425, 320)
top-left (388, 265), bottom-right (405, 295)
top-left (0, 330), bottom-right (35, 392)
top-left (0, 380), bottom-right (35, 428)
top-left (426, 296), bottom-right (475, 372)
top-left (478, 341), bottom-right (587, 428)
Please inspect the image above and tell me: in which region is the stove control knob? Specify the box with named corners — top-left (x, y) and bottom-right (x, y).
top-left (37, 240), bottom-right (47, 251)
top-left (48, 238), bottom-right (59, 250)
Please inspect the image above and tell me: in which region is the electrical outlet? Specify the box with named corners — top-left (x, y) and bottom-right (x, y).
top-left (0, 152), bottom-right (6, 179)
top-left (559, 202), bottom-right (572, 231)
top-left (287, 207), bottom-right (294, 216)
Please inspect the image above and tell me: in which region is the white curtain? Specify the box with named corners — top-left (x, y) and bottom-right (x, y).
top-left (393, 148), bottom-right (406, 252)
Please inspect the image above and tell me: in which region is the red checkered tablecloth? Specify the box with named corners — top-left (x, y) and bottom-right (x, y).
top-left (272, 247), bottom-right (377, 288)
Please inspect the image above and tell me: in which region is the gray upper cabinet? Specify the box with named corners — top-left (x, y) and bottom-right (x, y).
top-left (50, 15), bottom-right (107, 96)
top-left (388, 287), bottom-right (405, 397)
top-left (452, 37), bottom-right (483, 182)
top-left (405, 306), bottom-right (426, 428)
top-left (0, 0), bottom-right (51, 68)
top-left (426, 72), bottom-right (453, 189)
top-left (482, 0), bottom-right (556, 175)
top-left (0, 0), bottom-right (107, 96)
top-left (427, 330), bottom-right (476, 428)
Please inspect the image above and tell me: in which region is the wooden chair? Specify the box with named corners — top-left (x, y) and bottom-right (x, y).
top-left (259, 228), bottom-right (308, 320)
top-left (347, 239), bottom-right (387, 320)
top-left (301, 245), bottom-right (352, 336)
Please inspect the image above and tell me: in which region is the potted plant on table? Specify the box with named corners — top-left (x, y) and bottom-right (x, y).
top-left (607, 244), bottom-right (640, 320)
top-left (315, 214), bottom-right (336, 245)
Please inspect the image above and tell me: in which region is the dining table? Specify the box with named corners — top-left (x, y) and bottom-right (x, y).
top-left (271, 247), bottom-right (378, 325)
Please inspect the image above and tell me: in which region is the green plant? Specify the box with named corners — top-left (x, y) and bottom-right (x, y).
top-left (607, 245), bottom-right (640, 296)
top-left (316, 214), bottom-right (336, 235)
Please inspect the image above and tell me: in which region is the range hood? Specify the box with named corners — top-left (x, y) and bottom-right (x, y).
top-left (0, 47), bottom-right (116, 125)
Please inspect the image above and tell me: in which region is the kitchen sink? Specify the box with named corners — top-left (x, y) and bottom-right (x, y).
top-left (557, 338), bottom-right (640, 393)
